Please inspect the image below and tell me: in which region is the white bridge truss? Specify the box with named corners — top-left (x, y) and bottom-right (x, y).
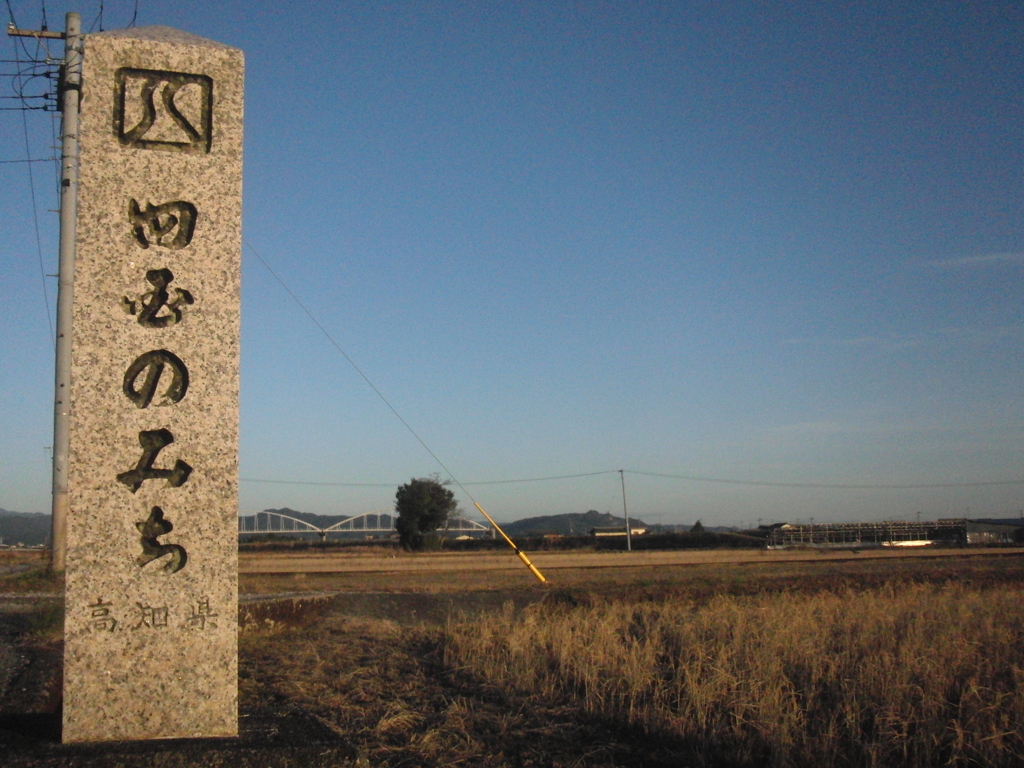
top-left (238, 509), bottom-right (493, 539)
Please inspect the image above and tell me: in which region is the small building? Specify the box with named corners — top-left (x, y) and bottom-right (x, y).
top-left (965, 521), bottom-right (1021, 545)
top-left (589, 526), bottom-right (647, 537)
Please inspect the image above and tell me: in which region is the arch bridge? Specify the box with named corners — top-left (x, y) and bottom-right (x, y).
top-left (238, 509), bottom-right (493, 540)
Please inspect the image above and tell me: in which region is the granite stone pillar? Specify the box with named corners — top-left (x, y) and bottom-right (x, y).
top-left (62, 26), bottom-right (242, 742)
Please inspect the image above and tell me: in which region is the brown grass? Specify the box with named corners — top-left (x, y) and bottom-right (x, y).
top-left (444, 582), bottom-right (1024, 767)
top-left (0, 551), bottom-right (60, 596)
top-left (238, 547), bottom-right (1024, 598)
top-left (7, 547), bottom-right (1024, 765)
top-left (233, 552), bottom-right (1024, 766)
top-left (239, 613), bottom-right (663, 767)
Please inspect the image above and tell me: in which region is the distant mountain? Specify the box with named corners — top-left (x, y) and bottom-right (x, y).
top-left (503, 510), bottom-right (649, 537)
top-left (0, 509), bottom-right (50, 546)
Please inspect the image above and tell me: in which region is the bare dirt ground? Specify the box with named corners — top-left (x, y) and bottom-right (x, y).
top-left (3, 546), bottom-right (1024, 766)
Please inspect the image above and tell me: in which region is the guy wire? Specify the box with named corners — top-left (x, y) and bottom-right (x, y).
top-left (244, 237), bottom-right (547, 581)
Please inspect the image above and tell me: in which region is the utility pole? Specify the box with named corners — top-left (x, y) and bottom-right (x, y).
top-left (8, 12), bottom-right (81, 572)
top-left (619, 469), bottom-right (631, 551)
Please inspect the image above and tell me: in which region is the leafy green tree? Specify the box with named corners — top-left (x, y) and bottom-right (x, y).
top-left (394, 476), bottom-right (457, 550)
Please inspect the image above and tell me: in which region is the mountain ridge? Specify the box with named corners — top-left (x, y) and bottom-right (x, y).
top-left (503, 510), bottom-right (648, 536)
top-left (0, 508), bottom-right (50, 546)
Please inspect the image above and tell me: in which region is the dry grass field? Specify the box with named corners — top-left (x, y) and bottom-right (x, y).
top-left (238, 544), bottom-right (1024, 595)
top-left (238, 546), bottom-right (1024, 766)
top-left (4, 546), bottom-right (1024, 766)
top-left (446, 583), bottom-right (1024, 767)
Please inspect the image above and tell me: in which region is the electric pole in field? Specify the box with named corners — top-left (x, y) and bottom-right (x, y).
top-left (619, 469), bottom-right (631, 551)
top-left (8, 12), bottom-right (81, 572)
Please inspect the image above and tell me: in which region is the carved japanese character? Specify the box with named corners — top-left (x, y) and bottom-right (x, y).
top-left (184, 597), bottom-right (218, 630)
top-left (123, 350), bottom-right (189, 409)
top-left (133, 603), bottom-right (170, 630)
top-left (114, 68), bottom-right (213, 154)
top-left (116, 428), bottom-right (192, 493)
top-left (129, 200), bottom-right (197, 250)
top-left (135, 506), bottom-right (187, 574)
top-left (122, 268), bottom-right (194, 328)
top-left (88, 598), bottom-right (118, 632)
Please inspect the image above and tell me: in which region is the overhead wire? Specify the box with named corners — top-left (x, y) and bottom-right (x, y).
top-left (241, 242), bottom-right (1023, 501)
top-left (241, 477), bottom-right (395, 488)
top-left (6, 19), bottom-right (55, 345)
top-left (461, 470), bottom-right (619, 485)
top-left (3, 0), bottom-right (17, 29)
top-left (627, 470), bottom-right (1024, 490)
top-left (244, 238), bottom-right (466, 492)
top-left (4, 3), bottom-right (56, 62)
top-left (244, 237), bottom-right (548, 581)
top-left (3, 0), bottom-right (1016, 531)
top-left (240, 469), bottom-right (1024, 491)
top-left (87, 0), bottom-right (103, 33)
top-left (239, 470), bottom-right (619, 487)
top-left (3, 0), bottom-right (48, 62)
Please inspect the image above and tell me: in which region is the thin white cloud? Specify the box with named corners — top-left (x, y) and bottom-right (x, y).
top-left (928, 252), bottom-right (1024, 268)
top-left (782, 333), bottom-right (921, 351)
top-left (784, 325), bottom-right (1023, 351)
top-left (769, 420), bottom-right (846, 435)
top-left (839, 334), bottom-right (919, 351)
top-left (936, 325), bottom-right (1023, 345)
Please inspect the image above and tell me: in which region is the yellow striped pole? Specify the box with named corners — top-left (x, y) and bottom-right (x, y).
top-left (473, 502), bottom-right (547, 584)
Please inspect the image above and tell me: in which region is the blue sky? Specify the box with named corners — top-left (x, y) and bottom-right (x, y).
top-left (2, 1), bottom-right (1023, 527)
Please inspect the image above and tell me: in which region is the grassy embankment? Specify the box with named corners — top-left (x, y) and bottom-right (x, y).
top-left (445, 581), bottom-right (1024, 767)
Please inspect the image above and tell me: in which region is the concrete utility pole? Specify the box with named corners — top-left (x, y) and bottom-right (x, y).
top-left (9, 12), bottom-right (82, 572)
top-left (619, 469), bottom-right (631, 551)
top-left (51, 12), bottom-right (82, 573)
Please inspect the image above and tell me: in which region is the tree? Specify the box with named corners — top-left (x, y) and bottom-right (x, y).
top-left (691, 520), bottom-right (705, 533)
top-left (394, 476), bottom-right (457, 550)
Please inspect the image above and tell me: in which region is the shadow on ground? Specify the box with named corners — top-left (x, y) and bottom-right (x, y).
top-left (2, 592), bottom-right (691, 768)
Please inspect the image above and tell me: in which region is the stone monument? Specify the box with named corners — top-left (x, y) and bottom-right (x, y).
top-left (62, 26), bottom-right (243, 742)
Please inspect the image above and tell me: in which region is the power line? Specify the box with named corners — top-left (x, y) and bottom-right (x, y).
top-left (462, 470), bottom-right (619, 485)
top-left (241, 477), bottom-right (395, 488)
top-left (244, 238), bottom-right (477, 504)
top-left (244, 237), bottom-right (548, 580)
top-left (239, 470), bottom-right (619, 488)
top-left (239, 468), bottom-right (1024, 491)
top-left (243, 240), bottom-right (1024, 497)
top-left (8, 25), bottom-right (55, 345)
top-left (3, 0), bottom-right (18, 28)
top-left (627, 470), bottom-right (1024, 490)
top-left (88, 0), bottom-right (103, 33)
